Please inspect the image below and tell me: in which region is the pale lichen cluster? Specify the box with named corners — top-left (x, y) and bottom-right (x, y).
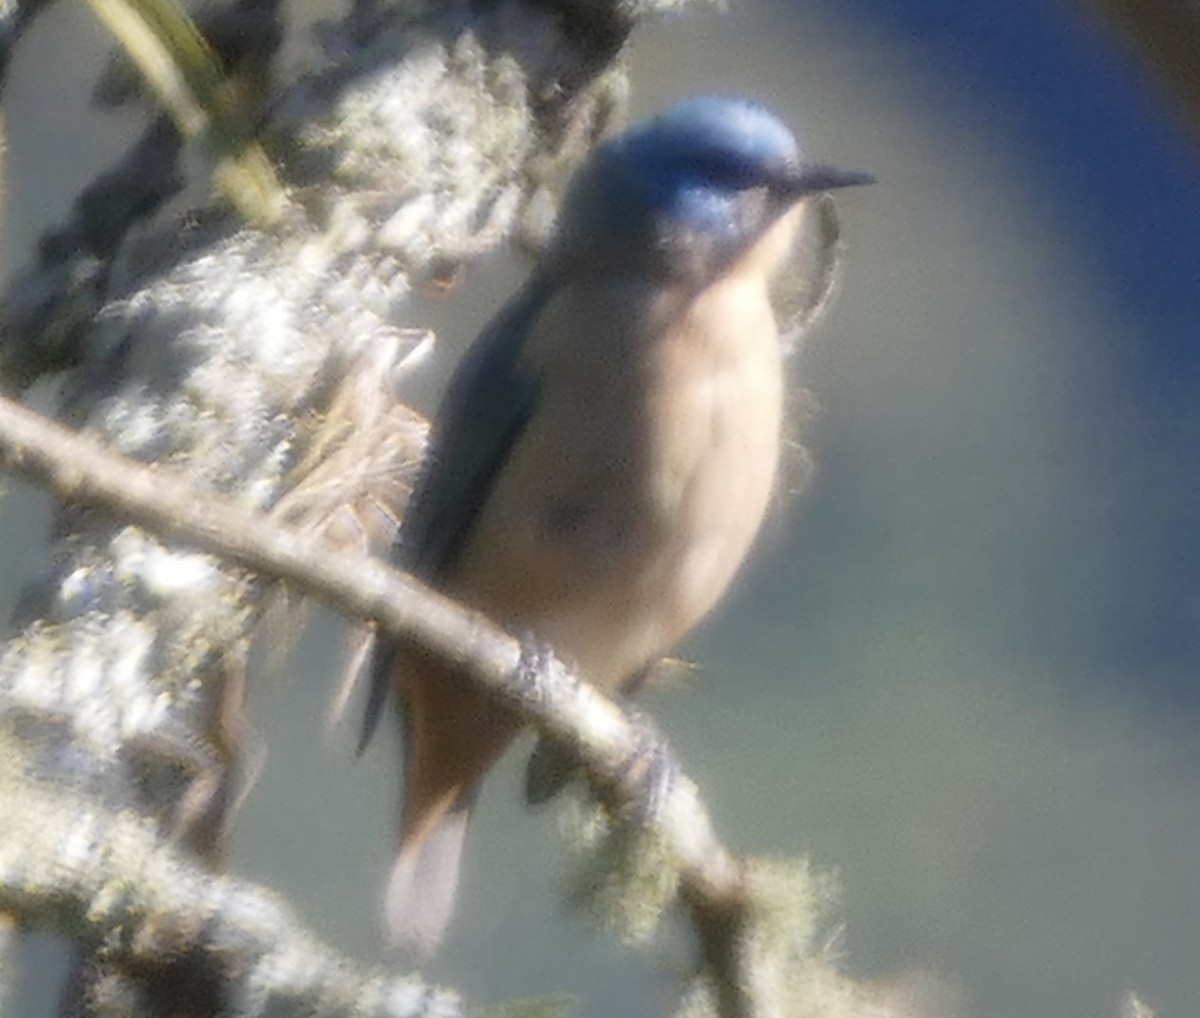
top-left (0, 0), bottom-right (647, 1011)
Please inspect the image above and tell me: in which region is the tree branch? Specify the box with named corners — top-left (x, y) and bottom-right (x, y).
top-left (0, 1), bottom-right (647, 1012)
top-left (0, 1), bottom-right (875, 1015)
top-left (0, 384), bottom-right (766, 1013)
top-left (0, 754), bottom-right (462, 1018)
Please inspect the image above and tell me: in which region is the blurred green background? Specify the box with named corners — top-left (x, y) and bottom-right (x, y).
top-left (2, 1), bottom-right (1198, 1016)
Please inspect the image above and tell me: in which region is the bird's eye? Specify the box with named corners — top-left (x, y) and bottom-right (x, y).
top-left (686, 150), bottom-right (765, 190)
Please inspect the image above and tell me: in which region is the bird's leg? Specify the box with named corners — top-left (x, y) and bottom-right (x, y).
top-left (515, 635), bottom-right (676, 818)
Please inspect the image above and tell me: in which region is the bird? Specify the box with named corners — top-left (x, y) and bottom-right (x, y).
top-left (358, 94), bottom-right (873, 959)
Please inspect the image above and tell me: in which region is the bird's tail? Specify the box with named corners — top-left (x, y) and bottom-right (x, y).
top-left (385, 653), bottom-right (522, 959)
top-left (385, 795), bottom-right (472, 961)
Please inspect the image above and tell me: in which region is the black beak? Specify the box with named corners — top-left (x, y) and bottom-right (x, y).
top-left (777, 162), bottom-right (876, 197)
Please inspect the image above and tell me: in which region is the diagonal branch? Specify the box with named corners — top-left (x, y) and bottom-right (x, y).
top-left (0, 387), bottom-right (760, 1015)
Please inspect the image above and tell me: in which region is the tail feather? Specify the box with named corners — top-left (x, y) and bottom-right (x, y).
top-left (386, 802), bottom-right (471, 960)
top-left (356, 631), bottom-right (394, 758)
top-left (385, 652), bottom-right (523, 957)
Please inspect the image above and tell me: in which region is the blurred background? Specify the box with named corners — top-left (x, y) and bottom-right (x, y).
top-left (2, 1), bottom-right (1198, 1016)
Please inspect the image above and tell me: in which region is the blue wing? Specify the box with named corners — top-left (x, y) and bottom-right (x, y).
top-left (357, 275), bottom-right (554, 754)
top-left (402, 277), bottom-right (552, 580)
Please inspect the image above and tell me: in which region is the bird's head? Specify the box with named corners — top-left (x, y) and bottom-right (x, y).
top-left (549, 95), bottom-right (873, 286)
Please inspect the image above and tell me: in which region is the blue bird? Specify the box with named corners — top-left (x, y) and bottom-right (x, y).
top-left (361, 95), bottom-right (872, 957)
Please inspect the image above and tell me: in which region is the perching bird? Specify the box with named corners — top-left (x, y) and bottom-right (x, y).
top-left (360, 95), bottom-right (872, 958)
